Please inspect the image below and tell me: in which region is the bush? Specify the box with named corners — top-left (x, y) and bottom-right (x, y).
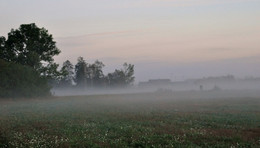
top-left (0, 60), bottom-right (50, 98)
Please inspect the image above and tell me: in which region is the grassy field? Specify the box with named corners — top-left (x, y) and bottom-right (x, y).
top-left (0, 92), bottom-right (260, 147)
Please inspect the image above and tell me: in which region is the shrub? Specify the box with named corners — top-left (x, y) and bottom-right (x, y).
top-left (0, 59), bottom-right (50, 98)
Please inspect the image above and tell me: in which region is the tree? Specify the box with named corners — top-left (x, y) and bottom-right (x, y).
top-left (59, 60), bottom-right (74, 87)
top-left (122, 63), bottom-right (135, 85)
top-left (41, 62), bottom-right (61, 86)
top-left (89, 60), bottom-right (105, 87)
top-left (0, 59), bottom-right (50, 98)
top-left (107, 69), bottom-right (125, 87)
top-left (0, 37), bottom-right (6, 59)
top-left (0, 23), bottom-right (60, 74)
top-left (107, 63), bottom-right (135, 87)
top-left (74, 58), bottom-right (106, 88)
top-left (0, 23), bottom-right (61, 98)
top-left (75, 57), bottom-right (88, 88)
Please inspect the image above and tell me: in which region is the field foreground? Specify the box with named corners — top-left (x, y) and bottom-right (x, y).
top-left (0, 92), bottom-right (260, 147)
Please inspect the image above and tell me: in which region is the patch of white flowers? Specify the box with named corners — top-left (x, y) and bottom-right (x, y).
top-left (8, 132), bottom-right (69, 148)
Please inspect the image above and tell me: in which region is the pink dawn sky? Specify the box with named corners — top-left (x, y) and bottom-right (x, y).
top-left (0, 0), bottom-right (260, 81)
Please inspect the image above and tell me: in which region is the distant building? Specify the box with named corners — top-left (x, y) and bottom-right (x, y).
top-left (138, 75), bottom-right (260, 91)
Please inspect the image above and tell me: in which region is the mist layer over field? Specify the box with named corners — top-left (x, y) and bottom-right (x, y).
top-left (0, 92), bottom-right (260, 147)
top-left (52, 78), bottom-right (260, 97)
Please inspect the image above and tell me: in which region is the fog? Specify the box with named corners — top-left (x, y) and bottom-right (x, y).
top-left (1, 1), bottom-right (260, 146)
top-left (52, 75), bottom-right (260, 99)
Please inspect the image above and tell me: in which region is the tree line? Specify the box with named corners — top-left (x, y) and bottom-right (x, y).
top-left (0, 23), bottom-right (135, 98)
top-left (55, 57), bottom-right (134, 88)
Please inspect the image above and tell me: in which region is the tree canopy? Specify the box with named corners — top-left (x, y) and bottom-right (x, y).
top-left (0, 23), bottom-right (60, 98)
top-left (73, 58), bottom-right (134, 88)
top-left (0, 23), bottom-right (60, 72)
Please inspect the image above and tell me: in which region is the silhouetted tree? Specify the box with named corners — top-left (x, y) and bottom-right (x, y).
top-left (0, 37), bottom-right (6, 59)
top-left (90, 60), bottom-right (105, 87)
top-left (74, 58), bottom-right (108, 88)
top-left (41, 62), bottom-right (61, 85)
top-left (107, 69), bottom-right (125, 87)
top-left (0, 23), bottom-right (60, 76)
top-left (107, 63), bottom-right (135, 87)
top-left (0, 59), bottom-right (50, 98)
top-left (59, 60), bottom-right (74, 87)
top-left (75, 57), bottom-right (88, 88)
top-left (0, 23), bottom-right (61, 98)
top-left (123, 63), bottom-right (135, 85)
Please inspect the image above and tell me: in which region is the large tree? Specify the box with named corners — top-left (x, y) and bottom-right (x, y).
top-left (0, 23), bottom-right (60, 73)
top-left (0, 23), bottom-right (61, 97)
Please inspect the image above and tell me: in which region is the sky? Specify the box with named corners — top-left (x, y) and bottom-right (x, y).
top-left (0, 0), bottom-right (260, 82)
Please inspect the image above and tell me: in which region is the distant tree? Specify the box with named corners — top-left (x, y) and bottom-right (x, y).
top-left (0, 23), bottom-right (60, 76)
top-left (74, 58), bottom-right (107, 88)
top-left (107, 69), bottom-right (125, 87)
top-left (122, 63), bottom-right (135, 85)
top-left (59, 60), bottom-right (74, 87)
top-left (89, 60), bottom-right (105, 87)
top-left (107, 63), bottom-right (135, 87)
top-left (75, 57), bottom-right (88, 88)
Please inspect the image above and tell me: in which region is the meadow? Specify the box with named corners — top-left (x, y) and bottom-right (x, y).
top-left (0, 92), bottom-right (260, 147)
